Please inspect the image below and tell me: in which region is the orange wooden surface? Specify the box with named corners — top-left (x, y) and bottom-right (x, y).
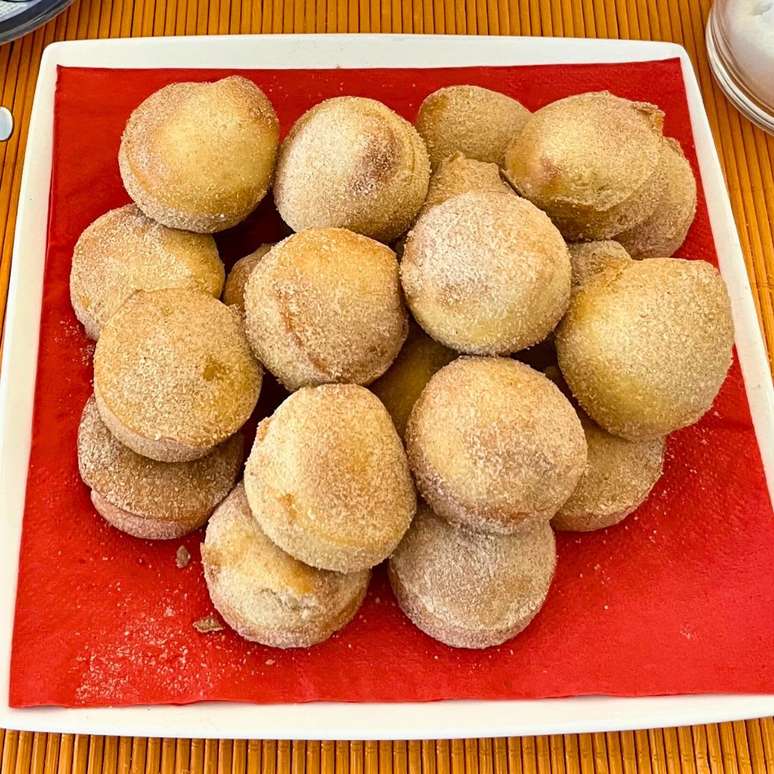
top-left (0, 0), bottom-right (773, 766)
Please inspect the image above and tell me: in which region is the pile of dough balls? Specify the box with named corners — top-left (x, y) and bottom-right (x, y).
top-left (71, 78), bottom-right (734, 652)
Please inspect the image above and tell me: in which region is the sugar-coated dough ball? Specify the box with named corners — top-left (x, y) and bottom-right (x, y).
top-left (406, 357), bottom-right (587, 533)
top-left (568, 240), bottom-right (631, 290)
top-left (389, 504), bottom-right (556, 649)
top-left (273, 96), bottom-right (430, 242)
top-left (401, 191), bottom-right (571, 355)
top-left (419, 152), bottom-right (513, 217)
top-left (94, 289), bottom-right (262, 462)
top-left (416, 85), bottom-right (530, 168)
top-left (504, 91), bottom-right (665, 240)
top-left (70, 204), bottom-right (224, 340)
top-left (556, 257), bottom-right (734, 440)
top-left (613, 138), bottom-right (697, 258)
top-left (203, 484), bottom-right (370, 648)
top-left (244, 384), bottom-right (417, 573)
top-left (244, 228), bottom-right (408, 391)
top-left (119, 76), bottom-right (279, 232)
top-left (222, 244), bottom-right (272, 313)
top-left (552, 414), bottom-right (665, 532)
top-left (370, 322), bottom-right (456, 438)
top-left (78, 396), bottom-right (242, 539)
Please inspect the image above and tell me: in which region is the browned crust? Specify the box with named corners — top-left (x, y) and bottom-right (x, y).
top-left (91, 490), bottom-right (209, 540)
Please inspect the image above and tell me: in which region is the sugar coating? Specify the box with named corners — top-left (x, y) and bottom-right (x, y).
top-left (244, 228), bottom-right (408, 391)
top-left (202, 484), bottom-right (369, 648)
top-left (78, 395), bottom-right (242, 530)
top-left (419, 152), bottom-right (514, 218)
top-left (389, 503), bottom-right (556, 649)
top-left (556, 257), bottom-right (734, 440)
top-left (222, 244), bottom-right (273, 312)
top-left (406, 357), bottom-right (587, 534)
top-left (244, 384), bottom-right (417, 573)
top-left (94, 288), bottom-right (262, 461)
top-left (613, 137), bottom-right (697, 258)
top-left (370, 322), bottom-right (457, 439)
top-left (119, 76), bottom-right (279, 233)
top-left (416, 85), bottom-right (530, 168)
top-left (504, 91), bottom-right (666, 240)
top-left (401, 190), bottom-right (571, 355)
top-left (552, 413), bottom-right (665, 532)
top-left (70, 204), bottom-right (224, 340)
top-left (273, 96), bottom-right (430, 242)
top-left (567, 240), bottom-right (631, 290)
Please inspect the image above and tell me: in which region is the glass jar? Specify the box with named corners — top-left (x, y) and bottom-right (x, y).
top-left (706, 0), bottom-right (774, 134)
top-left (0, 0), bottom-right (72, 45)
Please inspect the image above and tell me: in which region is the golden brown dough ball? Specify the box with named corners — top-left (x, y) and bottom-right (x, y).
top-left (389, 503), bottom-right (556, 649)
top-left (406, 357), bottom-right (586, 534)
top-left (70, 205), bottom-right (224, 340)
top-left (504, 91), bottom-right (665, 240)
top-left (370, 322), bottom-right (456, 438)
top-left (94, 289), bottom-right (262, 462)
top-left (244, 384), bottom-right (416, 573)
top-left (416, 85), bottom-right (530, 168)
top-left (401, 191), bottom-right (571, 355)
top-left (119, 76), bottom-right (279, 232)
top-left (419, 152), bottom-right (513, 217)
top-left (244, 228), bottom-right (408, 391)
top-left (556, 257), bottom-right (734, 440)
top-left (613, 138), bottom-right (697, 258)
top-left (78, 396), bottom-right (242, 539)
top-left (202, 483), bottom-right (370, 648)
top-left (567, 240), bottom-right (631, 290)
top-left (273, 97), bottom-right (430, 242)
top-left (552, 413), bottom-right (665, 532)
top-left (222, 244), bottom-right (272, 312)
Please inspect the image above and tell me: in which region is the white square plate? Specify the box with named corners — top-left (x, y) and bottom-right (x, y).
top-left (2, 33), bottom-right (774, 740)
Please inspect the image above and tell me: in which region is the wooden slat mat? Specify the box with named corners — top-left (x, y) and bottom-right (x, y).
top-left (1, 729), bottom-right (774, 774)
top-left (1, 0), bottom-right (773, 767)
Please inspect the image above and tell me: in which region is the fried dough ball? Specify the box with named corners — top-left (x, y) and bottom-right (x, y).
top-left (370, 322), bottom-right (456, 438)
top-left (418, 152), bottom-right (513, 217)
top-left (552, 413), bottom-right (665, 532)
top-left (94, 289), bottom-right (261, 462)
top-left (78, 396), bottom-right (242, 539)
top-left (119, 76), bottom-right (279, 232)
top-left (203, 483), bottom-right (370, 648)
top-left (401, 191), bottom-right (571, 355)
top-left (70, 205), bottom-right (224, 340)
top-left (389, 503), bottom-right (556, 649)
top-left (273, 97), bottom-right (430, 242)
top-left (244, 384), bottom-right (417, 573)
top-left (416, 85), bottom-right (530, 168)
top-left (556, 257), bottom-right (734, 440)
top-left (222, 244), bottom-right (273, 312)
top-left (613, 138), bottom-right (697, 258)
top-left (406, 357), bottom-right (586, 533)
top-left (567, 240), bottom-right (631, 290)
top-left (504, 91), bottom-right (665, 240)
top-left (244, 228), bottom-right (408, 391)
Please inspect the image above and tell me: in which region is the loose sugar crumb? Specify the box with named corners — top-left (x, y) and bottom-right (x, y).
top-left (193, 614), bottom-right (224, 633)
top-left (175, 545), bottom-right (191, 569)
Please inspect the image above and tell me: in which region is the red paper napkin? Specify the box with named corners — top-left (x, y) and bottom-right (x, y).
top-left (10, 59), bottom-right (774, 709)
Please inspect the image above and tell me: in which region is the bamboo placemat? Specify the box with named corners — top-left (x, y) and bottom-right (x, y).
top-left (1, 0), bottom-right (774, 769)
